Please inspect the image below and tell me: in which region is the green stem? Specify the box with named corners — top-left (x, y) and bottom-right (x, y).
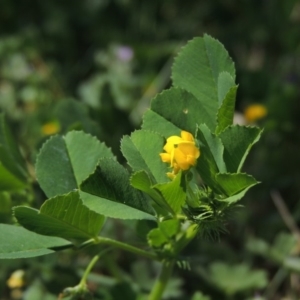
top-left (96, 237), bottom-right (159, 261)
top-left (79, 254), bottom-right (100, 288)
top-left (148, 260), bottom-right (175, 300)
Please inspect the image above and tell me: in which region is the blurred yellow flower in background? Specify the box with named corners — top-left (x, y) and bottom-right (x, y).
top-left (160, 131), bottom-right (200, 179)
top-left (7, 269), bottom-right (25, 289)
top-left (244, 104), bottom-right (267, 123)
top-left (41, 121), bottom-right (60, 135)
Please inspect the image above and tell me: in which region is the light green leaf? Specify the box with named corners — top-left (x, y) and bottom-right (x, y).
top-left (195, 127), bottom-right (223, 193)
top-left (219, 125), bottom-right (262, 172)
top-left (0, 224), bottom-right (70, 259)
top-left (154, 171), bottom-right (186, 214)
top-left (121, 130), bottom-right (168, 183)
top-left (216, 85), bottom-right (238, 134)
top-left (209, 262), bottom-right (267, 296)
top-left (80, 158), bottom-right (155, 220)
top-left (159, 219), bottom-right (180, 239)
top-left (147, 228), bottom-right (168, 248)
top-left (215, 173), bottom-right (258, 197)
top-left (172, 35), bottom-right (235, 131)
top-left (217, 72), bottom-right (236, 105)
top-left (14, 191), bottom-right (105, 241)
top-left (198, 124), bottom-right (226, 173)
top-left (36, 131), bottom-right (114, 198)
top-left (130, 171), bottom-right (171, 212)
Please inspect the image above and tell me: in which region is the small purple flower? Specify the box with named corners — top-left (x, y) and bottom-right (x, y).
top-left (116, 46), bottom-right (134, 62)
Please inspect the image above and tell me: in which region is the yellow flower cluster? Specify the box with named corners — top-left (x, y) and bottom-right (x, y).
top-left (160, 131), bottom-right (200, 179)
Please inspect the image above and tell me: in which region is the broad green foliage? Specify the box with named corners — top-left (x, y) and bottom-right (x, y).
top-left (14, 191), bottom-right (105, 241)
top-left (80, 158), bottom-right (155, 220)
top-left (0, 35), bottom-right (262, 299)
top-left (0, 114), bottom-right (28, 191)
top-left (36, 131), bottom-right (114, 198)
top-left (0, 224), bottom-right (70, 259)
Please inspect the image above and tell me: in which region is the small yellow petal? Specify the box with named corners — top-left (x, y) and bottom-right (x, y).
top-left (181, 131), bottom-right (194, 142)
top-left (159, 153), bottom-right (171, 163)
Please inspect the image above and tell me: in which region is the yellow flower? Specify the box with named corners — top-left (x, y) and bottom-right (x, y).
top-left (41, 121), bottom-right (60, 135)
top-left (244, 104), bottom-right (267, 123)
top-left (160, 131), bottom-right (200, 179)
top-left (7, 270), bottom-right (25, 289)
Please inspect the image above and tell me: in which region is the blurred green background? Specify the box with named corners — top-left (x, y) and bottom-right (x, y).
top-left (1, 1), bottom-right (300, 299)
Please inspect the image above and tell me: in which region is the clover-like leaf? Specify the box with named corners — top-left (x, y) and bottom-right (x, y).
top-left (14, 191), bottom-right (105, 241)
top-left (36, 131), bottom-right (114, 198)
top-left (172, 35), bottom-right (235, 132)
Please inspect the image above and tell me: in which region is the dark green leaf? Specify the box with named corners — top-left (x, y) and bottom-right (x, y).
top-left (36, 131), bottom-right (114, 198)
top-left (215, 173), bottom-right (258, 197)
top-left (219, 125), bottom-right (262, 172)
top-left (80, 158), bottom-right (155, 220)
top-left (216, 85), bottom-right (238, 134)
top-left (130, 171), bottom-right (170, 212)
top-left (0, 224), bottom-right (70, 259)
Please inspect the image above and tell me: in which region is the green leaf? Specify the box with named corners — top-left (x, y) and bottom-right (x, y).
top-left (80, 158), bottom-right (155, 220)
top-left (154, 171), bottom-right (186, 214)
top-left (142, 109), bottom-right (181, 138)
top-left (0, 162), bottom-right (27, 191)
top-left (219, 125), bottom-right (262, 172)
top-left (121, 130), bottom-right (168, 183)
top-left (147, 228), bottom-right (168, 248)
top-left (54, 99), bottom-right (101, 136)
top-left (172, 35), bottom-right (235, 131)
top-left (209, 262), bottom-right (267, 296)
top-left (130, 171), bottom-right (171, 212)
top-left (36, 131), bottom-right (114, 198)
top-left (198, 124), bottom-right (226, 173)
top-left (0, 224), bottom-right (70, 259)
top-left (217, 72), bottom-right (236, 105)
top-left (216, 85), bottom-right (238, 134)
top-left (0, 114), bottom-right (28, 191)
top-left (215, 173), bottom-right (258, 197)
top-left (159, 219), bottom-right (180, 238)
top-left (216, 184), bottom-right (256, 203)
top-left (143, 87), bottom-right (213, 135)
top-left (14, 191), bottom-right (105, 241)
top-left (195, 126), bottom-right (223, 193)
top-left (80, 192), bottom-right (154, 220)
